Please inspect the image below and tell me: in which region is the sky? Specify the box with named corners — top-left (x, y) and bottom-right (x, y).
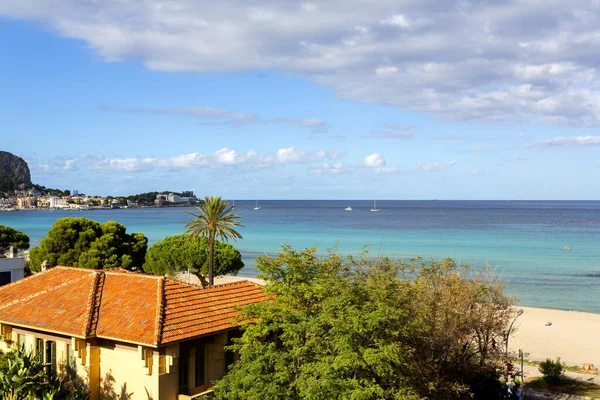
top-left (1, 0), bottom-right (599, 200)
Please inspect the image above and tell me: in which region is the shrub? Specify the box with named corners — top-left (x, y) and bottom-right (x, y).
top-left (539, 357), bottom-right (565, 385)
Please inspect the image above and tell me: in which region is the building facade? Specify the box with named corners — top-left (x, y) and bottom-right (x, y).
top-left (0, 267), bottom-right (266, 400)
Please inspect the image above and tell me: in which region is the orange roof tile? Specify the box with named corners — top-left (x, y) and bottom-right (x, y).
top-left (0, 267), bottom-right (266, 346)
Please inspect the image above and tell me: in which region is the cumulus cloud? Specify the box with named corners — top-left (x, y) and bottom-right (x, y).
top-left (417, 160), bottom-right (458, 172)
top-left (529, 135), bottom-right (600, 148)
top-left (276, 147), bottom-right (304, 163)
top-left (5, 1), bottom-right (600, 125)
top-left (361, 153), bottom-right (386, 168)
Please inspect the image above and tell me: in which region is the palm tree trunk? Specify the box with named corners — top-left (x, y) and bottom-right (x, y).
top-left (208, 232), bottom-right (215, 286)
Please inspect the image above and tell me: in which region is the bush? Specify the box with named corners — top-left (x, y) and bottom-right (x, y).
top-left (539, 357), bottom-right (565, 385)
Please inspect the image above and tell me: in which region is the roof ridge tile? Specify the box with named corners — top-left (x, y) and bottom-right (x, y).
top-left (85, 271), bottom-right (105, 337)
top-left (154, 276), bottom-right (166, 346)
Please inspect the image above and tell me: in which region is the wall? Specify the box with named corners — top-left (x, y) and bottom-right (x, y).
top-left (0, 325), bottom-right (79, 379)
top-left (97, 340), bottom-right (159, 400)
top-left (0, 257), bottom-right (25, 283)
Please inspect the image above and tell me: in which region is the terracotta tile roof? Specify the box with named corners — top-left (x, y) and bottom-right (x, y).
top-left (0, 267), bottom-right (266, 346)
top-left (161, 279), bottom-right (267, 344)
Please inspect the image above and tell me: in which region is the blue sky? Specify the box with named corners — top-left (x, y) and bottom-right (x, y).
top-left (1, 1), bottom-right (599, 199)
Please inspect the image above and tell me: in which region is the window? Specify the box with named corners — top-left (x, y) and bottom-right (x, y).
top-left (0, 271), bottom-right (11, 287)
top-left (36, 338), bottom-right (43, 362)
top-left (195, 345), bottom-right (205, 386)
top-left (66, 343), bottom-right (77, 380)
top-left (17, 334), bottom-right (25, 350)
top-left (45, 341), bottom-right (56, 374)
top-left (179, 348), bottom-right (189, 394)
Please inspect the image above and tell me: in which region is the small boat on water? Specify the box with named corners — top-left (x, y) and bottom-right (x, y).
top-left (254, 200), bottom-right (261, 210)
top-left (345, 206), bottom-right (352, 211)
top-left (563, 245), bottom-right (571, 251)
top-left (370, 200), bottom-right (380, 212)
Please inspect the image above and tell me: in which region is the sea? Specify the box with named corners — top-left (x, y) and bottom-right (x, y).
top-left (1, 200), bottom-right (599, 313)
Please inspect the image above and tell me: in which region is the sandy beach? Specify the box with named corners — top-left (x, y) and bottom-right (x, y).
top-left (510, 306), bottom-right (600, 368)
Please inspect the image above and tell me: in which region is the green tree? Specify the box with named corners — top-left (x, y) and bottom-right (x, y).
top-left (0, 348), bottom-right (88, 400)
top-left (0, 225), bottom-right (30, 250)
top-left (28, 217), bottom-right (148, 272)
top-left (214, 246), bottom-right (515, 400)
top-left (0, 348), bottom-right (48, 400)
top-left (142, 234), bottom-right (244, 285)
top-left (185, 196), bottom-right (243, 286)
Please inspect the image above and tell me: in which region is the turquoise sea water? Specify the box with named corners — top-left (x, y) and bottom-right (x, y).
top-left (1, 200), bottom-right (599, 313)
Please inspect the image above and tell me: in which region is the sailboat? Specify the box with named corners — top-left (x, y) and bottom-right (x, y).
top-left (345, 206), bottom-right (352, 211)
top-left (254, 200), bottom-right (261, 210)
top-left (231, 200), bottom-right (236, 210)
top-left (370, 200), bottom-right (380, 212)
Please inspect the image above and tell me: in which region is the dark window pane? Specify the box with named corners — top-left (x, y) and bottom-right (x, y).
top-left (195, 346), bottom-right (205, 386)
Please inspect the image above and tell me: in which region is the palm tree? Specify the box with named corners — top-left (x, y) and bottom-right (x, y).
top-left (185, 196), bottom-right (243, 286)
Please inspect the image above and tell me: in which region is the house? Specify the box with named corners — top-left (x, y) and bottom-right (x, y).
top-left (0, 246), bottom-right (25, 286)
top-left (0, 267), bottom-right (267, 400)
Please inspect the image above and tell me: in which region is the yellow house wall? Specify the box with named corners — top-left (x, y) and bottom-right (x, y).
top-left (97, 341), bottom-right (159, 400)
top-left (158, 344), bottom-right (179, 400)
top-left (0, 325), bottom-right (81, 379)
top-left (0, 325), bottom-right (237, 400)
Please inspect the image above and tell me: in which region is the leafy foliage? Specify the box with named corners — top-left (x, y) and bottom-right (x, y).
top-left (29, 217), bottom-right (148, 272)
top-left (186, 196), bottom-right (243, 285)
top-left (0, 225), bottom-right (30, 250)
top-left (0, 347), bottom-right (88, 400)
top-left (214, 246), bottom-right (516, 400)
top-left (143, 234), bottom-right (244, 284)
top-left (539, 357), bottom-right (565, 385)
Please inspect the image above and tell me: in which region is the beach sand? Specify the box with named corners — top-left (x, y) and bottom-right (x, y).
top-left (510, 306), bottom-right (600, 368)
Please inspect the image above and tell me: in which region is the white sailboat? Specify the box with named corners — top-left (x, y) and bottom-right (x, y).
top-left (254, 200), bottom-right (261, 210)
top-left (345, 206), bottom-right (352, 211)
top-left (370, 200), bottom-right (380, 212)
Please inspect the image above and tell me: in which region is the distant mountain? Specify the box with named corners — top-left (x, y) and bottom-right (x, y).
top-left (0, 151), bottom-right (31, 192)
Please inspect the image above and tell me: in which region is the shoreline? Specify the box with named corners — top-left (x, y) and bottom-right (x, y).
top-left (510, 306), bottom-right (600, 367)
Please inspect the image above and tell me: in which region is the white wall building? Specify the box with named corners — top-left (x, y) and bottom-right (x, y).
top-left (49, 197), bottom-right (68, 209)
top-left (0, 248), bottom-right (25, 286)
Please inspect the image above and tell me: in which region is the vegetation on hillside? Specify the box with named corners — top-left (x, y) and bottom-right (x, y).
top-left (0, 151), bottom-right (31, 192)
top-left (29, 217), bottom-right (147, 272)
top-left (214, 246), bottom-right (517, 400)
top-left (143, 234), bottom-right (244, 285)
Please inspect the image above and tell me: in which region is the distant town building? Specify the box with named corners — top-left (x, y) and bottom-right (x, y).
top-left (49, 197), bottom-right (68, 209)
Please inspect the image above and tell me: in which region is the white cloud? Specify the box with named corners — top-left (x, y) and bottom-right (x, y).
top-left (310, 162), bottom-right (345, 175)
top-left (276, 147), bottom-right (305, 163)
top-left (530, 135), bottom-right (600, 148)
top-left (380, 14), bottom-right (411, 29)
top-left (5, 0), bottom-right (600, 125)
top-left (375, 66), bottom-right (398, 76)
top-left (417, 160), bottom-right (458, 172)
top-left (361, 153), bottom-right (385, 168)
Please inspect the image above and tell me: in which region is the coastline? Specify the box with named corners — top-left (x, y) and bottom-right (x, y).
top-left (510, 306), bottom-right (600, 367)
